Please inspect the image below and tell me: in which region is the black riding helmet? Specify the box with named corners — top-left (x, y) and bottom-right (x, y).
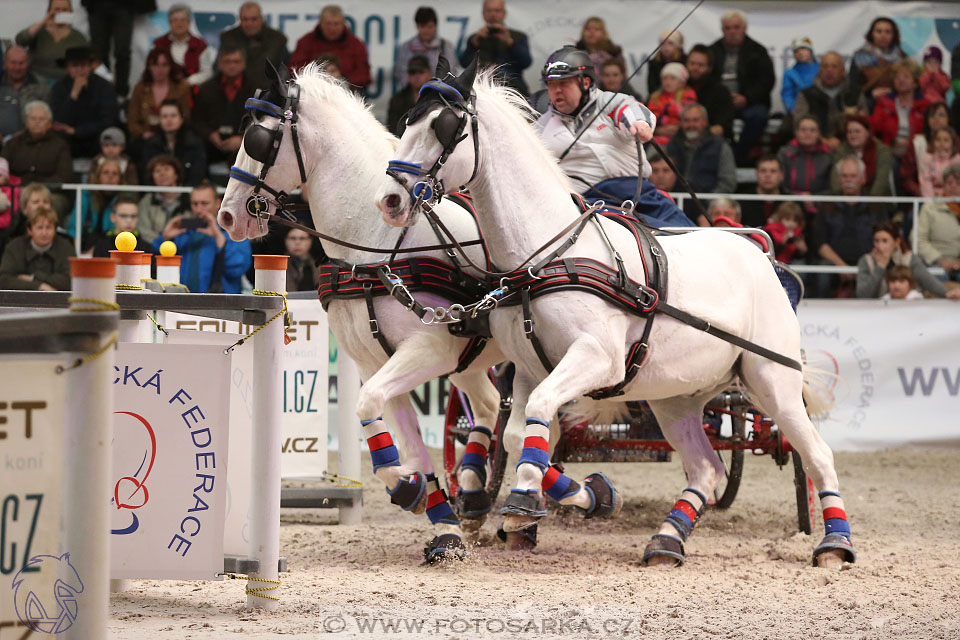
top-left (542, 46), bottom-right (595, 114)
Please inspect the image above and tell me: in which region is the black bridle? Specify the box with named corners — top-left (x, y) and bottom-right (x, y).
top-left (228, 80), bottom-right (310, 232)
top-left (386, 79), bottom-right (480, 215)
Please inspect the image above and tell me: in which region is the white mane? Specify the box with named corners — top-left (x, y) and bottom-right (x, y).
top-left (472, 70), bottom-right (573, 192)
top-left (293, 62), bottom-right (398, 152)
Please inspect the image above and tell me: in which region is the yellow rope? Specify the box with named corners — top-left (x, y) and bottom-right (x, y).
top-left (223, 289), bottom-right (290, 354)
top-left (115, 283), bottom-right (143, 291)
top-left (219, 572), bottom-right (281, 602)
top-left (146, 313), bottom-right (169, 336)
top-left (325, 472), bottom-right (363, 488)
top-left (56, 298), bottom-right (121, 374)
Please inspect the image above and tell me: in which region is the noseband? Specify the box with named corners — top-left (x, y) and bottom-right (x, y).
top-left (386, 79), bottom-right (480, 214)
top-left (228, 81), bottom-right (310, 230)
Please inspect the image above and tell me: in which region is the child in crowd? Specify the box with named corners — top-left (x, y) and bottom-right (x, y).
top-left (648, 62), bottom-right (696, 142)
top-left (918, 46), bottom-right (950, 104)
top-left (0, 159), bottom-right (19, 243)
top-left (92, 196), bottom-right (155, 258)
top-left (0, 207), bottom-right (75, 291)
top-left (764, 201), bottom-right (807, 264)
top-left (781, 37), bottom-right (819, 114)
top-left (89, 127), bottom-right (139, 185)
top-left (882, 265), bottom-right (923, 300)
top-left (284, 227), bottom-right (319, 291)
top-left (919, 126), bottom-right (959, 197)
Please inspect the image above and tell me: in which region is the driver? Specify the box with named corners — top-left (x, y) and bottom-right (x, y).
top-left (534, 46), bottom-right (694, 227)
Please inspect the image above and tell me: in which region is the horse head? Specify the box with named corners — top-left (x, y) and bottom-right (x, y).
top-left (376, 56), bottom-right (480, 228)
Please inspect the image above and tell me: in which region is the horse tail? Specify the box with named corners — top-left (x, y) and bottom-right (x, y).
top-left (562, 398), bottom-right (631, 427)
top-left (801, 360), bottom-right (838, 419)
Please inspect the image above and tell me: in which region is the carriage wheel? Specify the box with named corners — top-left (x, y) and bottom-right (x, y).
top-left (442, 386), bottom-right (509, 504)
top-left (710, 415), bottom-right (745, 509)
top-left (792, 450), bottom-right (815, 534)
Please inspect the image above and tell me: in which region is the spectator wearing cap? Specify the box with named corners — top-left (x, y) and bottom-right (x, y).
top-left (1, 100), bottom-right (73, 190)
top-left (648, 30), bottom-right (685, 96)
top-left (665, 103), bottom-right (737, 218)
top-left (575, 16), bottom-right (625, 80)
top-left (793, 51), bottom-right (867, 151)
top-left (685, 44), bottom-right (734, 139)
top-left (49, 46), bottom-right (118, 158)
top-left (708, 9), bottom-right (775, 165)
top-left (289, 5), bottom-right (371, 91)
top-left (831, 114), bottom-right (892, 197)
top-left (459, 0), bottom-right (532, 96)
top-left (0, 46), bottom-right (52, 140)
top-left (393, 7), bottom-right (459, 93)
top-left (127, 47), bottom-right (193, 142)
top-left (90, 127), bottom-right (138, 185)
top-left (192, 47), bottom-right (255, 164)
top-left (647, 62), bottom-right (696, 142)
top-left (869, 59), bottom-right (928, 157)
top-left (919, 46), bottom-right (949, 104)
top-left (850, 17), bottom-right (906, 101)
top-left (218, 2), bottom-right (289, 90)
top-left (781, 37), bottom-right (818, 114)
top-left (15, 0), bottom-right (89, 85)
top-left (153, 4), bottom-right (217, 86)
top-left (387, 55), bottom-right (433, 136)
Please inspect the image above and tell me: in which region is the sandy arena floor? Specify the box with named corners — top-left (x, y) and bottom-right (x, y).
top-left (109, 448), bottom-right (960, 639)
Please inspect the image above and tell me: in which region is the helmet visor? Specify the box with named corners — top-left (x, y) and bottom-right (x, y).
top-left (542, 60), bottom-right (586, 80)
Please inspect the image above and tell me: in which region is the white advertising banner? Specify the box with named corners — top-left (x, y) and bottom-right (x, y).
top-left (798, 299), bottom-right (960, 451)
top-left (2, 1), bottom-right (954, 119)
top-left (0, 358), bottom-right (66, 638)
top-left (110, 343), bottom-right (230, 580)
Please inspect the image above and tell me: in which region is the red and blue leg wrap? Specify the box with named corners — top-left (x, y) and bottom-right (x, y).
top-left (819, 491), bottom-right (851, 539)
top-left (541, 465), bottom-right (581, 502)
top-left (424, 473), bottom-right (459, 526)
top-left (367, 430), bottom-right (400, 472)
top-left (461, 425), bottom-right (492, 485)
top-left (517, 418), bottom-right (551, 472)
top-left (663, 489), bottom-right (706, 541)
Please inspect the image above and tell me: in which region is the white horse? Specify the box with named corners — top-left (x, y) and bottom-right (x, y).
top-left (375, 62), bottom-right (857, 568)
top-left (217, 64), bottom-right (511, 561)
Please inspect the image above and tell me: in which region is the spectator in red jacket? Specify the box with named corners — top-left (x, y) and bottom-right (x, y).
top-left (152, 4), bottom-right (216, 86)
top-left (869, 60), bottom-right (928, 157)
top-left (289, 5), bottom-right (371, 91)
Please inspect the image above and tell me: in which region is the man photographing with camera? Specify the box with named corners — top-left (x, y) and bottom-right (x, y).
top-left (459, 0), bottom-right (531, 95)
top-left (154, 183), bottom-right (252, 293)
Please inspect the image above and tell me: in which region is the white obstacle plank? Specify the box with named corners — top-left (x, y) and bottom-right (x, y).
top-left (336, 353), bottom-right (363, 525)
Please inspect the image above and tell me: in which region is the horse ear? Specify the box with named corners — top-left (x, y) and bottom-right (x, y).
top-left (264, 58), bottom-right (282, 91)
top-left (457, 56), bottom-right (479, 92)
top-left (435, 55), bottom-right (451, 78)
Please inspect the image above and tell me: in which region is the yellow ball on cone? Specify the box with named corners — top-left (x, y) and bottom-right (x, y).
top-left (159, 241), bottom-right (177, 257)
top-left (114, 231), bottom-right (137, 252)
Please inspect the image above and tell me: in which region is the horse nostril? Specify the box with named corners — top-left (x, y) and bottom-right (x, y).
top-left (385, 194), bottom-right (401, 210)
top-left (220, 211), bottom-right (234, 227)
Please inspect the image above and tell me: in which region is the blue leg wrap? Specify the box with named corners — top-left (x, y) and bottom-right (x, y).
top-left (460, 451), bottom-right (488, 479)
top-left (426, 499), bottom-right (459, 525)
top-left (824, 518), bottom-right (851, 537)
top-left (683, 487), bottom-right (708, 506)
top-left (526, 417), bottom-right (550, 427)
top-left (818, 490), bottom-right (842, 500)
top-left (370, 444), bottom-right (401, 472)
top-left (542, 466), bottom-right (581, 502)
top-left (360, 416), bottom-right (382, 426)
top-left (517, 447), bottom-right (550, 472)
top-left (664, 512), bottom-right (693, 541)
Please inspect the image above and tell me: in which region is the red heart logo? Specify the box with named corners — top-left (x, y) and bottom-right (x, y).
top-left (115, 476), bottom-right (149, 509)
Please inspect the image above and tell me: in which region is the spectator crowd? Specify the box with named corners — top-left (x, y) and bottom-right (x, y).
top-left (1, 1), bottom-right (959, 300)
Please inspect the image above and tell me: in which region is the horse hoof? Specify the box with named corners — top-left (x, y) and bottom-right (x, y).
top-left (813, 533), bottom-right (856, 567)
top-left (457, 489), bottom-right (492, 519)
top-left (458, 515), bottom-right (486, 546)
top-left (423, 533), bottom-right (467, 564)
top-left (640, 534), bottom-right (685, 568)
top-left (497, 523), bottom-right (538, 550)
top-left (387, 471), bottom-right (427, 513)
top-left (582, 472), bottom-right (622, 519)
top-left (500, 489), bottom-right (547, 518)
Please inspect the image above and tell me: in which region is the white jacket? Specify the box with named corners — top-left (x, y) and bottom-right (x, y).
top-left (534, 87), bottom-right (656, 190)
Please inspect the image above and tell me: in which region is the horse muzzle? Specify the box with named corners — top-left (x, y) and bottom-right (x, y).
top-left (378, 190), bottom-right (415, 227)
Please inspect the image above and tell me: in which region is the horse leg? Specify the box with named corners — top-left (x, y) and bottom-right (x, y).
top-left (448, 368), bottom-right (501, 542)
top-left (740, 358), bottom-right (857, 568)
top-left (355, 337), bottom-right (466, 562)
top-left (642, 395), bottom-right (725, 568)
top-left (503, 337), bottom-right (625, 545)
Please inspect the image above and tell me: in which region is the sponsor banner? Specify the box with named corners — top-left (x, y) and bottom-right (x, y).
top-left (1, 1), bottom-right (953, 119)
top-left (798, 300), bottom-right (960, 451)
top-left (110, 343), bottom-right (230, 580)
top-left (0, 358), bottom-right (66, 636)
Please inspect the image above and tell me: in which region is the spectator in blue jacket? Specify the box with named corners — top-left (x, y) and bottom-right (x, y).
top-left (782, 37), bottom-right (818, 114)
top-left (459, 0), bottom-right (531, 95)
top-left (153, 183), bottom-right (251, 293)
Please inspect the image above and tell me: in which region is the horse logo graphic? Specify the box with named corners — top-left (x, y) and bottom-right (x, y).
top-left (111, 411), bottom-right (157, 535)
top-left (11, 553), bottom-right (84, 633)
